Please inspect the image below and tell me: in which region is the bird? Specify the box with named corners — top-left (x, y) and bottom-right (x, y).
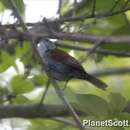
top-left (36, 39), bottom-right (108, 90)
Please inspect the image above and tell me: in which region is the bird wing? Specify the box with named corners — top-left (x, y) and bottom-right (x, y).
top-left (50, 49), bottom-right (85, 72)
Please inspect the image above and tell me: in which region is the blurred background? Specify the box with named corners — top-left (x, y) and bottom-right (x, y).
top-left (0, 0), bottom-right (130, 130)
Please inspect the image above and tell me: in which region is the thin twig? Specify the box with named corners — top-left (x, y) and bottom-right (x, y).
top-left (10, 0), bottom-right (28, 31)
top-left (52, 117), bottom-right (78, 127)
top-left (51, 79), bottom-right (84, 130)
top-left (91, 67), bottom-right (130, 77)
top-left (56, 6), bottom-right (130, 23)
top-left (91, 0), bottom-right (96, 16)
top-left (79, 39), bottom-right (104, 63)
top-left (122, 0), bottom-right (130, 9)
top-left (96, 48), bottom-right (130, 57)
top-left (56, 42), bottom-right (130, 57)
top-left (73, 0), bottom-right (78, 16)
top-left (57, 0), bottom-right (62, 17)
top-left (86, 38), bottom-right (103, 59)
top-left (0, 6), bottom-right (130, 29)
top-left (52, 31), bottom-right (130, 44)
top-left (109, 0), bottom-right (121, 13)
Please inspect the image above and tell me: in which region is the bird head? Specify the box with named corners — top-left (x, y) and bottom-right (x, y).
top-left (37, 39), bottom-right (56, 54)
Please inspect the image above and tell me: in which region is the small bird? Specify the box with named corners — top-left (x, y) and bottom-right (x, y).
top-left (36, 39), bottom-right (107, 90)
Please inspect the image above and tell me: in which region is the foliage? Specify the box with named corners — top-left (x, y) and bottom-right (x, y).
top-left (0, 0), bottom-right (25, 15)
top-left (0, 0), bottom-right (130, 130)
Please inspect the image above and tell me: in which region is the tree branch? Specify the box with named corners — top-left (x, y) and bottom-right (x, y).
top-left (0, 101), bottom-right (129, 119)
top-left (91, 67), bottom-right (130, 77)
top-left (50, 79), bottom-right (84, 130)
top-left (56, 6), bottom-right (130, 23)
top-left (52, 32), bottom-right (130, 44)
top-left (1, 30), bottom-right (130, 57)
top-left (56, 43), bottom-right (130, 57)
top-left (10, 0), bottom-right (28, 31)
top-left (52, 117), bottom-right (78, 128)
top-left (1, 26), bottom-right (130, 45)
top-left (0, 104), bottom-right (80, 119)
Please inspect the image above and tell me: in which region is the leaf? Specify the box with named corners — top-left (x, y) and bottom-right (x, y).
top-left (75, 0), bottom-right (92, 15)
top-left (29, 119), bottom-right (63, 130)
top-left (32, 74), bottom-right (47, 86)
top-left (0, 51), bottom-right (15, 72)
top-left (0, 87), bottom-right (5, 103)
top-left (117, 112), bottom-right (130, 123)
top-left (14, 95), bottom-right (31, 104)
top-left (0, 0), bottom-right (25, 15)
top-left (96, 0), bottom-right (127, 13)
top-left (0, 2), bottom-right (6, 12)
top-left (11, 75), bottom-right (34, 94)
top-left (96, 0), bottom-right (114, 13)
top-left (108, 93), bottom-right (127, 115)
top-left (15, 41), bottom-right (32, 65)
top-left (76, 94), bottom-right (110, 118)
top-left (60, 0), bottom-right (72, 16)
top-left (64, 87), bottom-right (77, 103)
top-left (43, 87), bottom-right (62, 105)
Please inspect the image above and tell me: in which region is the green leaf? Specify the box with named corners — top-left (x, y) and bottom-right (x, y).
top-left (75, 0), bottom-right (92, 16)
top-left (64, 87), bottom-right (77, 103)
top-left (32, 74), bottom-right (47, 86)
top-left (11, 75), bottom-right (34, 94)
top-left (0, 0), bottom-right (25, 15)
top-left (29, 119), bottom-right (63, 130)
top-left (14, 95), bottom-right (31, 104)
top-left (0, 87), bottom-right (5, 103)
top-left (15, 41), bottom-right (32, 65)
top-left (60, 0), bottom-right (72, 16)
top-left (96, 0), bottom-right (114, 13)
top-left (43, 87), bottom-right (62, 105)
top-left (0, 2), bottom-right (6, 12)
top-left (0, 51), bottom-right (15, 72)
top-left (117, 112), bottom-right (130, 122)
top-left (76, 94), bottom-right (110, 118)
top-left (108, 93), bottom-right (127, 115)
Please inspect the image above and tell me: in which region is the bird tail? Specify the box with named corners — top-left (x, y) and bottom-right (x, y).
top-left (85, 74), bottom-right (107, 90)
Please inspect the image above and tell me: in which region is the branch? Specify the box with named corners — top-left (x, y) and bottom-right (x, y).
top-left (0, 104), bottom-right (81, 119)
top-left (56, 43), bottom-right (130, 57)
top-left (1, 31), bottom-right (130, 57)
top-left (95, 49), bottom-right (130, 57)
top-left (91, 0), bottom-right (96, 16)
top-left (50, 79), bottom-right (84, 130)
top-left (57, 0), bottom-right (62, 17)
top-left (0, 101), bottom-right (129, 119)
top-left (1, 6), bottom-right (130, 28)
top-left (91, 67), bottom-right (130, 77)
top-left (122, 0), bottom-right (130, 10)
top-left (10, 0), bottom-right (28, 31)
top-left (1, 27), bottom-right (130, 44)
top-left (56, 6), bottom-right (130, 23)
top-left (109, 0), bottom-right (121, 12)
top-left (52, 32), bottom-right (130, 44)
top-left (52, 117), bottom-right (78, 127)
